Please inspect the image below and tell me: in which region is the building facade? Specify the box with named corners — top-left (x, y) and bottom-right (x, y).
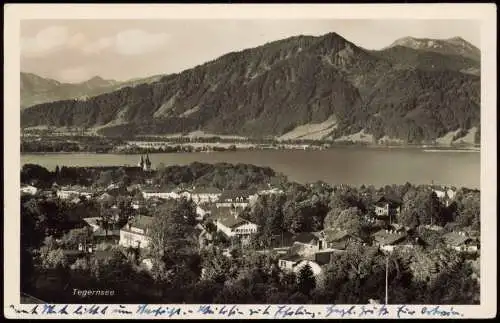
top-left (21, 184), bottom-right (38, 195)
top-left (190, 187), bottom-right (222, 204)
top-left (119, 216), bottom-right (154, 249)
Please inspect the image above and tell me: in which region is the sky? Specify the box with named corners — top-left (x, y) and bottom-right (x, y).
top-left (20, 19), bottom-right (481, 83)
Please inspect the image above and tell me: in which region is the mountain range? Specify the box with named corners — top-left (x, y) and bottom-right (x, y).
top-left (20, 34), bottom-right (480, 144)
top-left (20, 73), bottom-right (163, 109)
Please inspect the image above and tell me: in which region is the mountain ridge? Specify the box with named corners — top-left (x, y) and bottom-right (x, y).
top-left (20, 72), bottom-right (163, 109)
top-left (21, 32), bottom-right (481, 144)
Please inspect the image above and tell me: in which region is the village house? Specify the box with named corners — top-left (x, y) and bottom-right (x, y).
top-left (215, 189), bottom-right (258, 208)
top-left (57, 186), bottom-right (93, 200)
top-left (83, 217), bottom-right (121, 244)
top-left (83, 217), bottom-right (102, 232)
top-left (119, 215), bottom-right (154, 249)
top-left (195, 204), bottom-right (211, 221)
top-left (106, 183), bottom-right (120, 191)
top-left (39, 189), bottom-right (57, 198)
top-left (194, 223), bottom-right (214, 249)
top-left (211, 207), bottom-right (258, 245)
top-left (190, 187), bottom-right (222, 204)
top-left (372, 229), bottom-right (420, 253)
top-left (131, 199), bottom-right (146, 210)
top-left (373, 195), bottom-right (402, 223)
top-left (20, 184), bottom-right (38, 195)
top-left (433, 187), bottom-right (457, 207)
top-left (94, 228), bottom-right (121, 244)
top-left (313, 249), bottom-right (343, 266)
top-left (423, 224), bottom-right (445, 232)
top-left (322, 229), bottom-right (361, 251)
top-left (373, 229), bottom-right (405, 251)
top-left (278, 254), bottom-right (325, 285)
top-left (256, 187), bottom-right (285, 200)
top-left (442, 231), bottom-right (479, 253)
top-left (142, 187), bottom-right (180, 200)
top-left (98, 192), bottom-right (115, 204)
top-left (290, 232), bottom-right (326, 256)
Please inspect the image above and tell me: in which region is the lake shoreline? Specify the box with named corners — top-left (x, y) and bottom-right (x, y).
top-left (21, 144), bottom-right (480, 155)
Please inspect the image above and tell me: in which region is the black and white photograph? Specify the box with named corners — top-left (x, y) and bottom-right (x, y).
top-left (4, 3), bottom-right (497, 319)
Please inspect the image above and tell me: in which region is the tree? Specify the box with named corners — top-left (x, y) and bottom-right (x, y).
top-left (21, 164), bottom-right (53, 187)
top-left (116, 196), bottom-right (134, 226)
top-left (148, 200), bottom-right (199, 282)
top-left (399, 203), bottom-right (420, 228)
top-left (323, 207), bottom-right (363, 235)
top-left (455, 192), bottom-right (480, 229)
top-left (60, 227), bottom-right (93, 250)
top-left (38, 247), bottom-right (68, 270)
top-left (97, 170), bottom-right (114, 187)
top-left (200, 249), bottom-right (234, 283)
top-left (297, 263), bottom-right (316, 295)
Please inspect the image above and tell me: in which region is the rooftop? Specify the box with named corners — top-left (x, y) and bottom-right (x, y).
top-left (280, 254), bottom-right (305, 262)
top-left (375, 195), bottom-right (403, 207)
top-left (289, 242), bottom-right (311, 256)
top-left (192, 187), bottom-right (223, 194)
top-left (83, 217), bottom-right (101, 226)
top-left (98, 192), bottom-right (115, 202)
top-left (373, 229), bottom-right (408, 246)
top-left (211, 207), bottom-right (251, 228)
top-left (293, 232), bottom-right (322, 245)
top-left (219, 189), bottom-right (257, 201)
top-left (323, 229), bottom-right (351, 242)
top-left (328, 240), bottom-right (348, 250)
top-left (443, 232), bottom-right (475, 247)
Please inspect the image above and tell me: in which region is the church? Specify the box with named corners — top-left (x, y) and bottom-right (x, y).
top-left (138, 154), bottom-right (152, 171)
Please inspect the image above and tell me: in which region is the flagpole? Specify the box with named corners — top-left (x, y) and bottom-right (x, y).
top-left (385, 256), bottom-right (389, 305)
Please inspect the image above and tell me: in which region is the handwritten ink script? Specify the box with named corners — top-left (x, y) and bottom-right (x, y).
top-left (8, 304), bottom-right (466, 319)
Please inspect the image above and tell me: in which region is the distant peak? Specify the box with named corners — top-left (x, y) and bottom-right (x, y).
top-left (86, 76), bottom-right (107, 82)
top-left (448, 36), bottom-right (465, 42)
top-left (82, 75), bottom-right (116, 86)
top-left (323, 31), bottom-right (341, 38)
top-left (445, 36), bottom-right (477, 48)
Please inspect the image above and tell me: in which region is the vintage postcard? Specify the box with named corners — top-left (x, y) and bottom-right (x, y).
top-left (4, 3), bottom-right (497, 319)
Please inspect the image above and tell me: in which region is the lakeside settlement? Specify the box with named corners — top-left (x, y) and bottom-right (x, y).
top-left (20, 157), bottom-right (480, 304)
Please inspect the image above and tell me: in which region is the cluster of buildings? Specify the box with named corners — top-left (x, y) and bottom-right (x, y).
top-left (117, 186), bottom-right (281, 251)
top-left (21, 161), bottom-right (477, 285)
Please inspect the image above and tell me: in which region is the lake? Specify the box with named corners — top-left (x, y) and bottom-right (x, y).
top-left (21, 148), bottom-right (480, 189)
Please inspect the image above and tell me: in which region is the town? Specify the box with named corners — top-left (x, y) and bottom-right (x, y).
top-left (20, 156), bottom-right (480, 304)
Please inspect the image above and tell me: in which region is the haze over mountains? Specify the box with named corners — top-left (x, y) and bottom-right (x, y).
top-left (21, 33), bottom-right (480, 144)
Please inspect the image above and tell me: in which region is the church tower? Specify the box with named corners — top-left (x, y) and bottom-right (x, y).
top-left (138, 155), bottom-right (145, 169)
top-left (144, 154), bottom-right (152, 171)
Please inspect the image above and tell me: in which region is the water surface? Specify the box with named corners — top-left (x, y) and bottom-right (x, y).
top-left (21, 148), bottom-right (480, 189)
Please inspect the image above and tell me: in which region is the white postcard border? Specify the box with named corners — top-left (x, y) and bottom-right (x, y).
top-left (3, 3), bottom-right (497, 319)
